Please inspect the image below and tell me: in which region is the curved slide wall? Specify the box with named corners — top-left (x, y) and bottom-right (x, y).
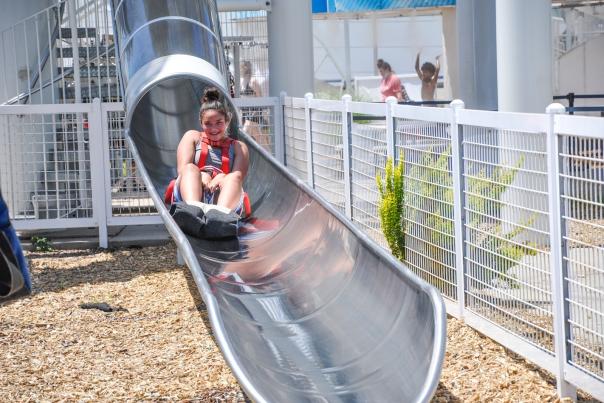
top-left (111, 1), bottom-right (446, 401)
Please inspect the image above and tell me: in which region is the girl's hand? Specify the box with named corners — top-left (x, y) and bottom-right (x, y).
top-left (208, 173), bottom-right (226, 193)
top-left (200, 172), bottom-right (212, 189)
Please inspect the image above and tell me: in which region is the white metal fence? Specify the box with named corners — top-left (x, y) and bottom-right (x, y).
top-left (0, 100), bottom-right (161, 246)
top-left (282, 94), bottom-right (604, 401)
top-left (0, 98), bottom-right (281, 248)
top-left (1, 94), bottom-right (603, 400)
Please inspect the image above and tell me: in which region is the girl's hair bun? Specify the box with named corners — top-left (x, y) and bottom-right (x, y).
top-left (202, 87), bottom-right (221, 103)
top-left (199, 86), bottom-right (231, 122)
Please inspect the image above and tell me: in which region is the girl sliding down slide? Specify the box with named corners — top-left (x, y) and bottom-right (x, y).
top-left (164, 87), bottom-right (251, 238)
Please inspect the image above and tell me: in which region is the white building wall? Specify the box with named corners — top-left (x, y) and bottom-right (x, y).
top-left (558, 35), bottom-right (604, 111)
top-left (313, 14), bottom-right (446, 100)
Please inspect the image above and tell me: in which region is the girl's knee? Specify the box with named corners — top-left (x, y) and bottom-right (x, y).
top-left (224, 172), bottom-right (243, 183)
top-left (182, 163), bottom-right (200, 177)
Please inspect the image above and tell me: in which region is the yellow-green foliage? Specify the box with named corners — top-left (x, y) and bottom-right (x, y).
top-left (405, 147), bottom-right (534, 289)
top-left (377, 157), bottom-right (405, 260)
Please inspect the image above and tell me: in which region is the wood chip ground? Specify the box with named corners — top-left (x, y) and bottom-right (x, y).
top-left (0, 243), bottom-right (597, 402)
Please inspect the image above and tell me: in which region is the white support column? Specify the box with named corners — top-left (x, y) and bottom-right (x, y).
top-left (441, 8), bottom-right (458, 100)
top-left (267, 0), bottom-right (314, 97)
top-left (450, 99), bottom-right (466, 318)
top-left (304, 92), bottom-right (314, 188)
top-left (341, 94), bottom-right (352, 220)
top-left (496, 0), bottom-right (553, 113)
top-left (497, 0), bottom-right (553, 247)
top-left (546, 102), bottom-right (578, 401)
top-left (385, 96), bottom-right (396, 161)
top-left (89, 98), bottom-right (108, 248)
top-left (456, 0), bottom-right (498, 110)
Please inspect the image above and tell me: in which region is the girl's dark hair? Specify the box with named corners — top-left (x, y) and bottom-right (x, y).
top-left (200, 86), bottom-right (231, 121)
top-left (376, 58), bottom-right (391, 72)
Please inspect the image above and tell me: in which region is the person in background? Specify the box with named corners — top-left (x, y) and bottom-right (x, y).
top-left (415, 52), bottom-right (441, 103)
top-left (240, 60), bottom-right (262, 98)
top-left (377, 59), bottom-right (410, 102)
top-left (240, 60), bottom-right (269, 148)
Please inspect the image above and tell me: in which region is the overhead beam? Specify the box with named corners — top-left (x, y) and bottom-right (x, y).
top-left (217, 0), bottom-right (271, 12)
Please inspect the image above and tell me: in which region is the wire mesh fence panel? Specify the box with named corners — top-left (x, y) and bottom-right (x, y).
top-left (107, 110), bottom-right (155, 217)
top-left (395, 118), bottom-right (457, 299)
top-left (240, 105), bottom-right (275, 155)
top-left (283, 102), bottom-right (307, 181)
top-left (462, 125), bottom-right (554, 353)
top-left (350, 120), bottom-right (387, 247)
top-left (219, 10), bottom-right (269, 98)
top-left (0, 111), bottom-right (92, 220)
top-left (0, 0), bottom-right (121, 106)
top-left (71, 0), bottom-right (121, 103)
top-left (558, 133), bottom-right (604, 380)
top-left (310, 110), bottom-right (345, 214)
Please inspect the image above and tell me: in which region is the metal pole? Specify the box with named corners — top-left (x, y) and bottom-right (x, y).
top-left (233, 43), bottom-right (240, 98)
top-left (546, 102), bottom-right (577, 401)
top-left (344, 20), bottom-right (352, 93)
top-left (341, 94), bottom-right (352, 220)
top-left (385, 96), bottom-right (396, 161)
top-left (274, 91), bottom-right (286, 164)
top-left (450, 99), bottom-right (466, 318)
top-left (89, 98), bottom-right (108, 248)
top-left (68, 0), bottom-right (82, 103)
top-left (304, 92), bottom-right (314, 188)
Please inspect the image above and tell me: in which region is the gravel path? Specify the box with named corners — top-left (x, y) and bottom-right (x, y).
top-left (0, 243), bottom-right (593, 402)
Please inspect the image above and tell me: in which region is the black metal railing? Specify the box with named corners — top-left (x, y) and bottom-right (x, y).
top-left (553, 92), bottom-right (604, 115)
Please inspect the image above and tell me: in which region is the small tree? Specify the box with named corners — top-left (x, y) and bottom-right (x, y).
top-left (376, 157), bottom-right (405, 260)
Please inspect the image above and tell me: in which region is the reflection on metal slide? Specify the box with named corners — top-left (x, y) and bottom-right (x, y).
top-left (111, 1), bottom-right (446, 401)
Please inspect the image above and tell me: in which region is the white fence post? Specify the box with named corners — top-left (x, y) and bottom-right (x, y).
top-left (450, 99), bottom-right (466, 318)
top-left (274, 91), bottom-right (286, 164)
top-left (385, 96), bottom-right (396, 160)
top-left (546, 102), bottom-right (577, 401)
top-left (89, 98), bottom-right (109, 248)
top-left (304, 92), bottom-right (314, 188)
top-left (341, 94), bottom-right (352, 220)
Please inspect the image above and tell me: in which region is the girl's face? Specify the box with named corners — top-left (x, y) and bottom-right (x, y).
top-left (201, 109), bottom-right (229, 140)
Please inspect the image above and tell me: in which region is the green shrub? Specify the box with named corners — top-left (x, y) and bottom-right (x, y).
top-left (31, 236), bottom-right (53, 252)
top-left (376, 157), bottom-right (405, 260)
top-left (404, 146), bottom-right (533, 289)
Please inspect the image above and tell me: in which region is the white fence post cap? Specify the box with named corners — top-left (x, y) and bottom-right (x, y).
top-left (450, 99), bottom-right (465, 109)
top-left (546, 102), bottom-right (566, 114)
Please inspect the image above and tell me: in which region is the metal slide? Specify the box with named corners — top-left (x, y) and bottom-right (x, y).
top-left (111, 1), bottom-right (446, 401)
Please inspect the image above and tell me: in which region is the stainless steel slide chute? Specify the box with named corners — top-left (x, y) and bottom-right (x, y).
top-left (111, 1), bottom-right (446, 402)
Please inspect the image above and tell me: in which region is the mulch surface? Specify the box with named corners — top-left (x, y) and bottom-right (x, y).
top-left (0, 243), bottom-right (596, 402)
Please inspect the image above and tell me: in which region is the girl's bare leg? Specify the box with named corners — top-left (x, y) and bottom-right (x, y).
top-left (179, 163), bottom-right (203, 202)
top-left (216, 173), bottom-right (243, 210)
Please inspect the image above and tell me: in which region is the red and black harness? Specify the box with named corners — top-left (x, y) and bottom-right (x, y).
top-left (164, 134), bottom-right (251, 217)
